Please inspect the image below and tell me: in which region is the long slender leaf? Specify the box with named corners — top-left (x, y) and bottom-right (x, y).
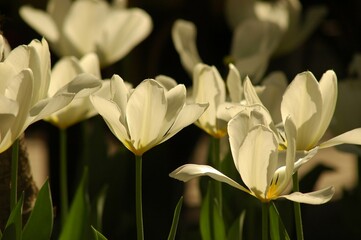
top-left (269, 202), bottom-right (290, 240)
top-left (200, 181), bottom-right (226, 240)
top-left (91, 226), bottom-right (108, 240)
top-left (227, 210), bottom-right (246, 240)
top-left (3, 194), bottom-right (24, 240)
top-left (167, 196), bottom-right (184, 240)
top-left (22, 180), bottom-right (53, 240)
top-left (59, 168), bottom-right (90, 240)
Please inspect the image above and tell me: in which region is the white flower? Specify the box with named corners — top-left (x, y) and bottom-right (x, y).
top-left (45, 53), bottom-right (103, 129)
top-left (0, 38), bottom-right (101, 152)
top-left (91, 75), bottom-right (208, 156)
top-left (20, 0), bottom-right (153, 67)
top-left (281, 70), bottom-right (361, 150)
top-left (171, 106), bottom-right (334, 204)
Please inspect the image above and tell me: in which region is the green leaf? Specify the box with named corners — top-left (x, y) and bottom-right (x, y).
top-left (91, 226), bottom-right (108, 240)
top-left (59, 168), bottom-right (90, 240)
top-left (3, 194), bottom-right (24, 240)
top-left (269, 202), bottom-right (290, 240)
top-left (22, 180), bottom-right (53, 240)
top-left (200, 181), bottom-right (226, 240)
top-left (1, 224), bottom-right (16, 240)
top-left (167, 196), bottom-right (183, 240)
top-left (227, 210), bottom-right (246, 240)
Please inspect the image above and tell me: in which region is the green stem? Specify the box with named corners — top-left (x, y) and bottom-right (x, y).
top-left (211, 137), bottom-right (222, 215)
top-left (292, 171), bottom-right (304, 240)
top-left (262, 202), bottom-right (269, 240)
top-left (60, 128), bottom-right (69, 226)
top-left (135, 155), bottom-right (144, 240)
top-left (10, 139), bottom-right (19, 210)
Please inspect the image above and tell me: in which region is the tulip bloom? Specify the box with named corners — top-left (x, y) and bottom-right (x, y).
top-left (170, 106), bottom-right (334, 204)
top-left (91, 74), bottom-right (208, 156)
top-left (20, 0), bottom-right (152, 67)
top-left (281, 70), bottom-right (361, 151)
top-left (45, 53), bottom-right (103, 129)
top-left (0, 38), bottom-right (101, 153)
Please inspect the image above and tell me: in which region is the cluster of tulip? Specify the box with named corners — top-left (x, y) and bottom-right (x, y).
top-left (1, 0), bottom-right (360, 239)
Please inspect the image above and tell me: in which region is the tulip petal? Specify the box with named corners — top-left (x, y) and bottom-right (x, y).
top-left (172, 19), bottom-right (202, 75)
top-left (237, 125), bottom-right (278, 199)
top-left (226, 64), bottom-right (243, 102)
top-left (169, 164), bottom-right (251, 194)
top-left (162, 102), bottom-right (208, 143)
top-left (90, 95), bottom-right (130, 147)
top-left (79, 53), bottom-right (101, 78)
top-left (281, 71), bottom-right (323, 150)
top-left (97, 8), bottom-right (152, 66)
top-left (280, 186), bottom-right (335, 204)
top-left (110, 75), bottom-right (129, 124)
top-left (319, 128), bottom-right (361, 149)
top-left (56, 73), bottom-right (102, 98)
top-left (126, 80), bottom-right (167, 150)
top-left (63, 0), bottom-right (109, 55)
top-left (49, 57), bottom-right (83, 96)
top-left (19, 6), bottom-right (59, 42)
top-left (318, 70), bottom-right (337, 143)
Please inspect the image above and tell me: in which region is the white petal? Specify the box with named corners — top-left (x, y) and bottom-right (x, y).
top-left (79, 53), bottom-right (101, 78)
top-left (237, 125), bottom-right (278, 199)
top-left (169, 164), bottom-right (250, 193)
top-left (19, 6), bottom-right (59, 42)
top-left (226, 63), bottom-right (243, 102)
top-left (126, 79), bottom-right (167, 151)
top-left (258, 71), bottom-right (288, 124)
top-left (97, 8), bottom-right (152, 66)
top-left (230, 19), bottom-right (282, 83)
top-left (56, 73), bottom-right (102, 98)
top-left (281, 71), bottom-right (323, 150)
top-left (63, 0), bottom-right (109, 55)
top-left (90, 95), bottom-right (130, 146)
top-left (172, 19), bottom-right (202, 75)
top-left (155, 75), bottom-right (177, 90)
top-left (192, 64), bottom-right (225, 135)
top-left (280, 186), bottom-right (335, 204)
top-left (49, 56), bottom-right (83, 96)
top-left (318, 70), bottom-right (338, 144)
top-left (243, 76), bottom-right (262, 105)
top-left (319, 128), bottom-right (361, 149)
top-left (110, 75), bottom-right (130, 124)
top-left (162, 102), bottom-right (208, 143)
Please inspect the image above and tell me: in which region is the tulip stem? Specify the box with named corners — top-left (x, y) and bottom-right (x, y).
top-left (10, 139), bottom-right (19, 210)
top-left (292, 171), bottom-right (304, 240)
top-left (211, 137), bottom-right (222, 215)
top-left (262, 202), bottom-right (269, 240)
top-left (135, 155), bottom-right (144, 240)
top-left (60, 128), bottom-right (69, 226)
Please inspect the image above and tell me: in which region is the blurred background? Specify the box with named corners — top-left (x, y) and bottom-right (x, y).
top-left (1, 0), bottom-right (361, 239)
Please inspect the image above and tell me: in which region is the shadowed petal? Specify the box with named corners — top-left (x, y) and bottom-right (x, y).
top-left (172, 19), bottom-right (202, 75)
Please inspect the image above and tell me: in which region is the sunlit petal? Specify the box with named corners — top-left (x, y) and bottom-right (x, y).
top-left (280, 186), bottom-right (335, 204)
top-left (169, 164), bottom-right (251, 193)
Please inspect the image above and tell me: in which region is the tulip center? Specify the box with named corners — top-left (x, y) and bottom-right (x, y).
top-left (266, 173), bottom-right (281, 200)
